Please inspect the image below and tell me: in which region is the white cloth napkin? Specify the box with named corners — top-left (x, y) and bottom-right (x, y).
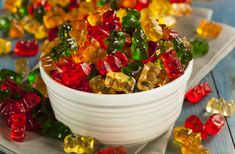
top-left (1, 7), bottom-right (235, 154)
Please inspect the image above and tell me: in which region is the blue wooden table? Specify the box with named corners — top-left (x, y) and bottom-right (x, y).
top-left (166, 0), bottom-right (235, 153)
top-left (0, 0), bottom-right (235, 154)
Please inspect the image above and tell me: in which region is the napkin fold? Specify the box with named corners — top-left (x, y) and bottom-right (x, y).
top-left (1, 7), bottom-right (235, 154)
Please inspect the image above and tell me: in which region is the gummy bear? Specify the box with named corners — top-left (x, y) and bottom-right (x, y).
top-left (97, 145), bottom-right (127, 154)
top-left (0, 81), bottom-right (41, 116)
top-left (206, 97), bottom-right (235, 117)
top-left (0, 38), bottom-right (12, 55)
top-left (105, 30), bottom-right (126, 54)
top-left (24, 19), bottom-right (48, 39)
top-left (14, 40), bottom-right (39, 57)
top-left (137, 62), bottom-right (161, 91)
top-left (64, 134), bottom-right (95, 154)
top-left (10, 113), bottom-right (26, 142)
top-left (161, 49), bottom-right (184, 80)
top-left (9, 19), bottom-right (25, 38)
top-left (173, 126), bottom-right (202, 145)
top-left (121, 61), bottom-right (144, 79)
top-left (157, 71), bottom-right (169, 87)
top-left (52, 61), bottom-right (92, 88)
top-left (28, 69), bottom-right (48, 97)
top-left (181, 140), bottom-right (210, 154)
top-left (40, 54), bottom-right (58, 71)
top-left (190, 38), bottom-right (209, 57)
top-left (43, 8), bottom-right (66, 29)
top-left (205, 114), bottom-right (225, 136)
top-left (0, 69), bottom-right (23, 84)
top-left (41, 38), bottom-right (61, 55)
top-left (131, 29), bottom-right (149, 60)
top-left (135, 0), bottom-right (150, 11)
top-left (72, 38), bottom-right (100, 63)
top-left (141, 17), bottom-right (163, 42)
top-left (184, 115), bottom-right (208, 139)
top-left (0, 17), bottom-right (11, 30)
top-left (96, 51), bottom-right (128, 75)
top-left (4, 0), bottom-right (21, 13)
top-left (89, 75), bottom-right (116, 94)
top-left (15, 58), bottom-right (30, 78)
top-left (122, 9), bottom-right (141, 34)
top-left (105, 72), bottom-right (136, 94)
top-left (185, 82), bottom-right (212, 103)
top-left (71, 20), bottom-right (88, 46)
top-left (42, 119), bottom-right (71, 141)
top-left (196, 19), bottom-right (222, 38)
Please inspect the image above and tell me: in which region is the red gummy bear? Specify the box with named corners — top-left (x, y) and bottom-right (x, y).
top-left (88, 10), bottom-right (121, 49)
top-left (0, 80), bottom-right (41, 116)
top-left (14, 40), bottom-right (39, 57)
top-left (48, 27), bottom-right (59, 42)
top-left (169, 0), bottom-right (191, 3)
top-left (97, 51), bottom-right (128, 75)
top-left (185, 82), bottom-right (212, 103)
top-left (97, 145), bottom-right (127, 154)
top-left (160, 49), bottom-right (184, 80)
top-left (142, 41), bottom-right (159, 64)
top-left (51, 60), bottom-right (91, 88)
top-left (10, 113), bottom-right (26, 142)
top-left (205, 114), bottom-right (225, 136)
top-left (184, 114), bottom-right (208, 139)
top-left (135, 0), bottom-right (150, 11)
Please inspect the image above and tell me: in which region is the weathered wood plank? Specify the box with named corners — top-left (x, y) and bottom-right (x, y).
top-left (212, 50), bottom-right (235, 147)
top-left (166, 73), bottom-right (235, 154)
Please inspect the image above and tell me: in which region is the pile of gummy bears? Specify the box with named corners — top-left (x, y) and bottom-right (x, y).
top-left (40, 2), bottom-right (193, 94)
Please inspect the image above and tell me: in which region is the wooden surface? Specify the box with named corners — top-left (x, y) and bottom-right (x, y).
top-left (0, 0), bottom-right (235, 154)
top-left (166, 0), bottom-right (235, 153)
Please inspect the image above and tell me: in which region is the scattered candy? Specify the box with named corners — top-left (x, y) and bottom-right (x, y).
top-left (10, 113), bottom-right (26, 142)
top-left (184, 114), bottom-right (225, 139)
top-left (97, 145), bottom-right (127, 154)
top-left (15, 58), bottom-right (30, 78)
top-left (206, 97), bottom-right (235, 116)
top-left (185, 82), bottom-right (212, 103)
top-left (190, 38), bottom-right (209, 57)
top-left (64, 134), bottom-right (94, 154)
top-left (196, 19), bottom-right (222, 38)
top-left (173, 126), bottom-right (209, 154)
top-left (14, 40), bottom-right (39, 57)
top-left (0, 38), bottom-right (12, 55)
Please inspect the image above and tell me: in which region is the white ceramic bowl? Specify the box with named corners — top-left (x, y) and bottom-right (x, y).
top-left (40, 61), bottom-right (193, 145)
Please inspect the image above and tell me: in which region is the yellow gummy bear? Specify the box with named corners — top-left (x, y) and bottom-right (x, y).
top-left (0, 38), bottom-right (12, 55)
top-left (15, 58), bottom-right (30, 78)
top-left (43, 8), bottom-right (66, 29)
top-left (105, 72), bottom-right (136, 94)
top-left (196, 19), bottom-right (222, 38)
top-left (64, 134), bottom-right (95, 154)
top-left (89, 75), bottom-right (116, 94)
top-left (9, 19), bottom-right (25, 38)
top-left (4, 0), bottom-right (21, 13)
top-left (137, 62), bottom-right (161, 91)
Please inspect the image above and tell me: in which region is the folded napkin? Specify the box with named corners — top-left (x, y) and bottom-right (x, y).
top-left (1, 7), bottom-right (235, 154)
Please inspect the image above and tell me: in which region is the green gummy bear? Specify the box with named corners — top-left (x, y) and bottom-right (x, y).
top-left (122, 9), bottom-right (141, 34)
top-left (190, 38), bottom-right (209, 57)
top-left (171, 38), bottom-right (193, 66)
top-left (131, 29), bottom-right (149, 60)
top-left (121, 61), bottom-right (144, 79)
top-left (0, 69), bottom-right (23, 83)
top-left (0, 17), bottom-right (11, 30)
top-left (105, 30), bottom-right (125, 54)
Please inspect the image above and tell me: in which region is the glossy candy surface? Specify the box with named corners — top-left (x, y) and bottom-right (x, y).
top-left (64, 134), bottom-right (94, 154)
top-left (14, 40), bottom-right (39, 57)
top-left (97, 145), bottom-right (127, 154)
top-left (196, 19), bottom-right (222, 38)
top-left (161, 49), bottom-right (184, 80)
top-left (0, 38), bottom-right (12, 55)
top-left (205, 114), bottom-right (225, 135)
top-left (206, 97), bottom-right (235, 116)
top-left (105, 72), bottom-right (136, 94)
top-left (185, 82), bottom-right (212, 103)
top-left (15, 58), bottom-right (30, 77)
top-left (10, 113), bottom-right (26, 142)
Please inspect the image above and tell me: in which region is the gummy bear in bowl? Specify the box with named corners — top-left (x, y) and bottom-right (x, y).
top-left (39, 2), bottom-right (193, 145)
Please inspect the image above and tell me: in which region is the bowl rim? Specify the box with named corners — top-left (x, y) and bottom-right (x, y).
top-left (39, 60), bottom-right (193, 98)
